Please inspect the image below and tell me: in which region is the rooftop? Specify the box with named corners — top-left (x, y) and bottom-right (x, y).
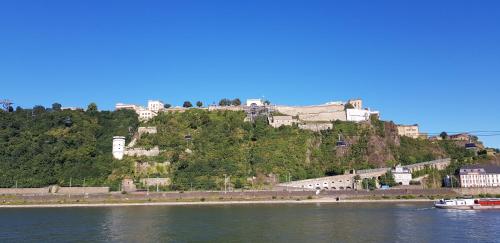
top-left (460, 164), bottom-right (500, 174)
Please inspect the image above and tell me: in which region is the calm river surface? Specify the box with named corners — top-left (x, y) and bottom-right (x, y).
top-left (1, 202), bottom-right (499, 242)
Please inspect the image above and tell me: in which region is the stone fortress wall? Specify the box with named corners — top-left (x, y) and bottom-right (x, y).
top-left (275, 103), bottom-right (345, 116)
top-left (298, 111), bottom-right (347, 122)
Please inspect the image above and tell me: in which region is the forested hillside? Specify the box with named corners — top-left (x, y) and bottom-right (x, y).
top-left (0, 106), bottom-right (138, 188)
top-left (138, 109), bottom-right (478, 190)
top-left (0, 107), bottom-right (484, 190)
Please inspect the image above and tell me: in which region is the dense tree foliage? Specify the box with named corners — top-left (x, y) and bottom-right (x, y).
top-left (0, 108), bottom-right (138, 188)
top-left (137, 110), bottom-right (476, 190)
top-left (231, 98), bottom-right (241, 106)
top-left (0, 106), bottom-right (480, 190)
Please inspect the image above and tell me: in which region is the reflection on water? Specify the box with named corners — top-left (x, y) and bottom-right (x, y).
top-left (1, 203), bottom-right (499, 242)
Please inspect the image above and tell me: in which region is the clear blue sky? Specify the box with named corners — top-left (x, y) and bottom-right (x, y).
top-left (1, 0), bottom-right (499, 148)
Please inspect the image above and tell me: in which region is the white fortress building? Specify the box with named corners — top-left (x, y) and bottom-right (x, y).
top-left (270, 99), bottom-right (380, 130)
top-left (112, 136), bottom-right (126, 160)
top-left (116, 100), bottom-right (165, 121)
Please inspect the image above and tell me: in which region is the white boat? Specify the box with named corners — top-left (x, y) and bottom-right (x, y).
top-left (434, 199), bottom-right (480, 209)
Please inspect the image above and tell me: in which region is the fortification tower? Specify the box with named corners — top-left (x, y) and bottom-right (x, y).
top-left (112, 136), bottom-right (126, 160)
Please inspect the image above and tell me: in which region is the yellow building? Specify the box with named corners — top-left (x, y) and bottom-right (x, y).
top-left (397, 124), bottom-right (420, 139)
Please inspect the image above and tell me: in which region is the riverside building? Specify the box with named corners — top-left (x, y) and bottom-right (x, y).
top-left (460, 165), bottom-right (500, 188)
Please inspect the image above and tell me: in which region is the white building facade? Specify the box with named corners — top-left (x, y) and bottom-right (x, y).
top-left (147, 100), bottom-right (164, 113)
top-left (391, 165), bottom-right (412, 185)
top-left (346, 109), bottom-right (379, 122)
top-left (115, 100), bottom-right (164, 121)
top-left (460, 165), bottom-right (500, 188)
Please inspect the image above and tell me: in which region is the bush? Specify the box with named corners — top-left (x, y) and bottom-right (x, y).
top-left (402, 195), bottom-right (415, 199)
top-left (307, 195), bottom-right (313, 199)
top-left (200, 198), bottom-right (205, 202)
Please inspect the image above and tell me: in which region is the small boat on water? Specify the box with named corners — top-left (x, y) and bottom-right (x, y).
top-left (434, 198), bottom-right (500, 210)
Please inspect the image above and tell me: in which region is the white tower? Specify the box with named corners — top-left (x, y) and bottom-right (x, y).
top-left (112, 136), bottom-right (126, 160)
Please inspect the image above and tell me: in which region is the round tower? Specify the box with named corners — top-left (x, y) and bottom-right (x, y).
top-left (112, 136), bottom-right (126, 160)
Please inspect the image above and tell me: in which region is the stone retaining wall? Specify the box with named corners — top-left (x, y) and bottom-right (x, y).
top-left (56, 187), bottom-right (110, 194)
top-left (125, 146), bottom-right (160, 157)
top-left (0, 188), bottom-right (49, 195)
top-left (453, 187), bottom-right (500, 195)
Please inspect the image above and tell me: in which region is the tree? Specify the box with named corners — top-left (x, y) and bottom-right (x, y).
top-left (32, 105), bottom-right (46, 115)
top-left (87, 103), bottom-right (98, 112)
top-left (0, 99), bottom-right (13, 111)
top-left (218, 98), bottom-right (231, 106)
top-left (7, 106), bottom-right (14, 112)
top-left (52, 103), bottom-right (62, 111)
top-left (196, 101), bottom-right (203, 108)
top-left (362, 178), bottom-right (377, 190)
top-left (440, 132), bottom-right (448, 140)
top-left (379, 171), bottom-right (396, 187)
top-left (183, 101), bottom-right (193, 108)
top-left (344, 103), bottom-right (355, 110)
top-left (231, 98), bottom-right (241, 106)
top-left (164, 104), bottom-right (172, 109)
top-left (263, 100), bottom-right (271, 105)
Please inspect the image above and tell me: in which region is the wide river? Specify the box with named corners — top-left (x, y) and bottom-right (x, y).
top-left (0, 202), bottom-right (499, 242)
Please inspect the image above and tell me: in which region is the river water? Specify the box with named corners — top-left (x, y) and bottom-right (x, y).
top-left (0, 202), bottom-right (499, 242)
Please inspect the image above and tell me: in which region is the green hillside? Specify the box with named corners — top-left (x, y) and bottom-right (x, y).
top-left (0, 107), bottom-right (485, 190)
top-left (0, 106), bottom-right (138, 188)
top-left (137, 109), bottom-right (478, 190)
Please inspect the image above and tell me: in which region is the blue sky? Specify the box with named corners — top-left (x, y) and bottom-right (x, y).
top-left (1, 0), bottom-right (499, 147)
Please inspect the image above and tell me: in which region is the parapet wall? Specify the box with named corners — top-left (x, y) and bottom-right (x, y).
top-left (0, 188), bottom-right (49, 195)
top-left (0, 187), bottom-right (110, 195)
top-left (56, 187), bottom-right (109, 194)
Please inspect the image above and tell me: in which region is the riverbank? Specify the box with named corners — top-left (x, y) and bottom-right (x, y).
top-left (0, 198), bottom-right (434, 208)
top-left (0, 188), bottom-right (460, 207)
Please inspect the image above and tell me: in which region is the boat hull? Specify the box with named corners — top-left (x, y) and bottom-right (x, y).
top-left (434, 204), bottom-right (480, 210)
